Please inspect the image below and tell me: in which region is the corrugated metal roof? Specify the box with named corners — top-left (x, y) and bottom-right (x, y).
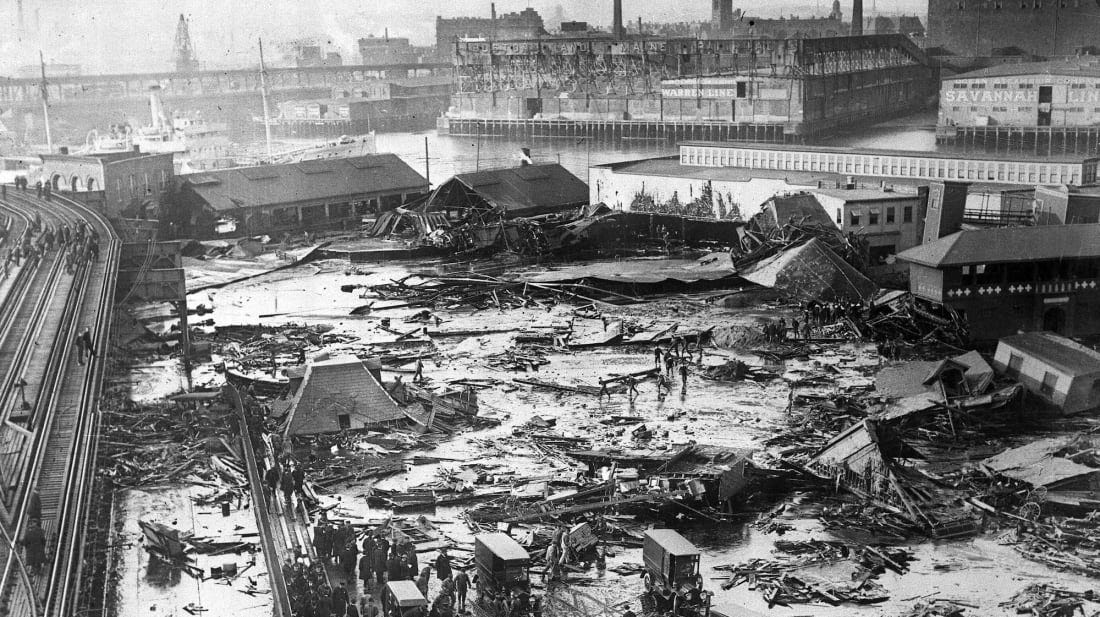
top-left (998, 332), bottom-right (1100, 377)
top-left (426, 163), bottom-right (589, 217)
top-left (944, 59), bottom-right (1100, 81)
top-left (896, 223), bottom-right (1100, 267)
top-left (183, 154), bottom-right (427, 212)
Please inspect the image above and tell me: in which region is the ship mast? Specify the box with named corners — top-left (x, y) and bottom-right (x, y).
top-left (39, 51), bottom-right (52, 152)
top-left (258, 38), bottom-right (273, 161)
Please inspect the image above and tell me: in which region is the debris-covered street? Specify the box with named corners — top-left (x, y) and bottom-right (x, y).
top-left (102, 237), bottom-right (1100, 617)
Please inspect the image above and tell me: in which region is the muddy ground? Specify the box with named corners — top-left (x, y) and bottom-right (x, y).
top-left (174, 257), bottom-right (1100, 617)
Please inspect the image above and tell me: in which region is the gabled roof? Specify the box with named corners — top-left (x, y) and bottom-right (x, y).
top-left (283, 356), bottom-right (403, 436)
top-left (183, 154), bottom-right (427, 212)
top-left (423, 164), bottom-right (588, 218)
top-left (998, 332), bottom-right (1100, 377)
top-left (896, 223), bottom-right (1100, 267)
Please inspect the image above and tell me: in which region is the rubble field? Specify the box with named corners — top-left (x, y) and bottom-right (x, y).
top-left (106, 253), bottom-right (1100, 617)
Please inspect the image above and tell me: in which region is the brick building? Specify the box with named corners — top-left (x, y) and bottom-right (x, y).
top-left (38, 150), bottom-right (175, 220)
top-left (435, 7), bottom-right (545, 54)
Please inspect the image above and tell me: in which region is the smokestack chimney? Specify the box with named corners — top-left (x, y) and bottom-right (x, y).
top-left (384, 27), bottom-right (389, 41)
top-left (850, 0), bottom-right (863, 36)
top-left (491, 2), bottom-right (496, 21)
top-left (613, 0), bottom-right (624, 39)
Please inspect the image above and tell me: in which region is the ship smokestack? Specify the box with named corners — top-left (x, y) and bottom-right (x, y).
top-left (850, 0), bottom-right (863, 35)
top-left (613, 0), bottom-right (624, 39)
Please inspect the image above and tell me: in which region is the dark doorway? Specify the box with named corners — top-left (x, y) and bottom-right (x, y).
top-left (1043, 306), bottom-right (1066, 333)
top-left (1038, 86), bottom-right (1053, 126)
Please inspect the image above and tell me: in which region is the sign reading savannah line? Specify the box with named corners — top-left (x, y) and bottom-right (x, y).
top-left (944, 90), bottom-right (1100, 103)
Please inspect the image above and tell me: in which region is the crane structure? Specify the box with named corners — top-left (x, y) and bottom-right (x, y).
top-left (173, 13), bottom-right (199, 73)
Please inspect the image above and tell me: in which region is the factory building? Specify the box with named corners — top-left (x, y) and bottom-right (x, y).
top-left (939, 61), bottom-right (1100, 129)
top-left (926, 0), bottom-right (1100, 59)
top-left (435, 7), bottom-right (546, 54)
top-left (443, 34), bottom-right (934, 140)
top-left (358, 35), bottom-right (423, 65)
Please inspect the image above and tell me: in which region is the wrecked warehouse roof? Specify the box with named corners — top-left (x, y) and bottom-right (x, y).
top-left (282, 356), bottom-right (403, 436)
top-left (896, 223), bottom-right (1100, 268)
top-left (182, 154), bottom-right (428, 212)
top-left (998, 332), bottom-right (1100, 377)
top-left (759, 193), bottom-right (840, 230)
top-left (422, 163), bottom-right (588, 218)
top-left (739, 238), bottom-right (877, 303)
top-left (983, 435), bottom-right (1100, 488)
top-left (515, 253), bottom-right (737, 285)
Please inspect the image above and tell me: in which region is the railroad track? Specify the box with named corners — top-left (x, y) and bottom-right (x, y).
top-left (0, 190), bottom-right (119, 617)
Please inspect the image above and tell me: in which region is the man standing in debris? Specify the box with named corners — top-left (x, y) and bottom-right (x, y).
top-left (315, 520), bottom-right (332, 562)
top-left (293, 464), bottom-right (306, 499)
top-left (359, 551), bottom-right (373, 592)
top-left (265, 462), bottom-right (280, 504)
top-left (331, 582), bottom-right (350, 615)
top-left (544, 541), bottom-right (560, 581)
top-left (625, 375), bottom-right (639, 400)
top-left (372, 541), bottom-right (387, 585)
top-left (454, 568), bottom-right (470, 611)
top-left (653, 346), bottom-right (663, 369)
top-left (404, 541), bottom-right (418, 577)
top-left (281, 463), bottom-right (296, 509)
top-left (21, 518), bottom-right (46, 574)
top-left (664, 352), bottom-right (675, 376)
top-left (679, 363), bottom-right (690, 391)
top-left (414, 357), bottom-right (425, 384)
top-left (386, 549), bottom-right (402, 582)
top-left (343, 536), bottom-right (360, 581)
top-left (435, 546), bottom-right (453, 581)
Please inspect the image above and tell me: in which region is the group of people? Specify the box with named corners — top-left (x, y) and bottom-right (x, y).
top-left (265, 458), bottom-right (306, 510)
top-left (302, 518), bottom-right (478, 617)
top-left (761, 300), bottom-right (869, 344)
top-left (1, 212), bottom-right (99, 283)
top-left (285, 557), bottom-right (371, 617)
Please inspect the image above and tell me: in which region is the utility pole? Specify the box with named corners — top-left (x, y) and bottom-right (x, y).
top-left (39, 51), bottom-right (51, 153)
top-left (258, 38), bottom-right (274, 161)
top-left (424, 136), bottom-right (431, 186)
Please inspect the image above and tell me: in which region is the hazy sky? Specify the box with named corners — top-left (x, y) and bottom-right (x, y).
top-left (0, 0), bottom-right (928, 75)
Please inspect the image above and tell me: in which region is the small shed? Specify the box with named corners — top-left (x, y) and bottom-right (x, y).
top-left (282, 356), bottom-right (403, 436)
top-left (993, 332), bottom-right (1100, 415)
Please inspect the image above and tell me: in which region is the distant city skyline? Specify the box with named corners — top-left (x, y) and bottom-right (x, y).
top-left (0, 0), bottom-right (929, 75)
